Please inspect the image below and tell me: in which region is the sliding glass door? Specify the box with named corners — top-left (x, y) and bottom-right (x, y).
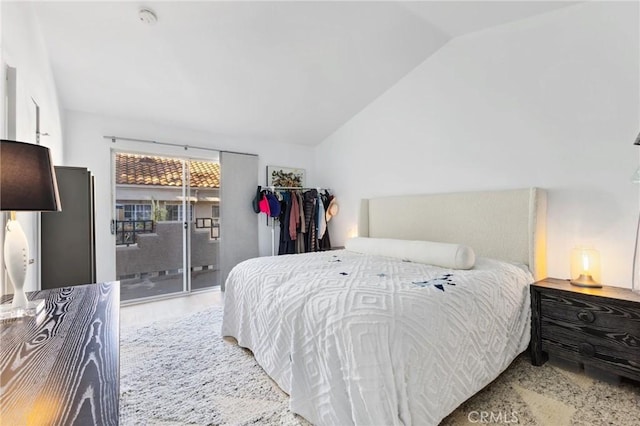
top-left (188, 158), bottom-right (221, 291)
top-left (113, 151), bottom-right (220, 302)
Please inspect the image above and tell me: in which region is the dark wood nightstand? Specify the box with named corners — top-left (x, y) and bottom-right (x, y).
top-left (530, 278), bottom-right (640, 382)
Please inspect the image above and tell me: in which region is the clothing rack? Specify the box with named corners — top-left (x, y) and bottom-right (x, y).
top-left (262, 186), bottom-right (332, 256)
top-left (266, 186), bottom-right (331, 192)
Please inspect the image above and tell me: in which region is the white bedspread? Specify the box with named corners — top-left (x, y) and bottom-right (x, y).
top-left (222, 250), bottom-right (532, 426)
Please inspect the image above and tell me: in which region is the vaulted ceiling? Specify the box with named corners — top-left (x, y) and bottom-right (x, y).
top-left (31, 1), bottom-right (576, 146)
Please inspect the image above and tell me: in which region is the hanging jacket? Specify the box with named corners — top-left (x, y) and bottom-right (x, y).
top-left (319, 192), bottom-right (332, 250)
top-left (317, 192), bottom-right (327, 240)
top-left (289, 191), bottom-right (299, 241)
top-left (303, 189), bottom-right (318, 252)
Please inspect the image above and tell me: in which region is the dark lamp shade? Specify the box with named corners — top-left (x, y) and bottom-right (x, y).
top-left (635, 132), bottom-right (640, 145)
top-left (0, 139), bottom-right (61, 212)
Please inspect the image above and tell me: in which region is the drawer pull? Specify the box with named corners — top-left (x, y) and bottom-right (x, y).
top-left (579, 342), bottom-right (596, 357)
top-left (577, 310), bottom-right (595, 323)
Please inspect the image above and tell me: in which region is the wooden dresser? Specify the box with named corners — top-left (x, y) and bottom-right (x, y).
top-left (530, 278), bottom-right (640, 382)
top-left (0, 282), bottom-right (120, 425)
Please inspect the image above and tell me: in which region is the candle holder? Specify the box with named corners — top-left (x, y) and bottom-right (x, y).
top-left (570, 247), bottom-right (602, 288)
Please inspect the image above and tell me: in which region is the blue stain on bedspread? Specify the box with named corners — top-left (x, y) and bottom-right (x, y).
top-left (412, 273), bottom-right (456, 291)
top-left (339, 272), bottom-right (349, 276)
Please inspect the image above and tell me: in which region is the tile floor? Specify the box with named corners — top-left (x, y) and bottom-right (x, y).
top-left (120, 269), bottom-right (220, 301)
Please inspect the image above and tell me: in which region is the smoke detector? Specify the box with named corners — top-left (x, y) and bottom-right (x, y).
top-left (138, 8), bottom-right (158, 25)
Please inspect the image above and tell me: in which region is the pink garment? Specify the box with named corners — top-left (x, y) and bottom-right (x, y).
top-left (259, 194), bottom-right (270, 215)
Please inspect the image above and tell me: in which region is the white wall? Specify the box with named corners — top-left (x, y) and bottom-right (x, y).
top-left (1, 2), bottom-right (65, 294)
top-left (0, 1), bottom-right (4, 139)
top-left (0, 0), bottom-right (4, 296)
top-left (64, 110), bottom-right (315, 283)
top-left (315, 2), bottom-right (640, 288)
top-left (2, 2), bottom-right (64, 160)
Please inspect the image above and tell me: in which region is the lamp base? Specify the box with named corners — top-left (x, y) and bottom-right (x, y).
top-left (571, 274), bottom-right (602, 288)
top-left (0, 299), bottom-right (46, 320)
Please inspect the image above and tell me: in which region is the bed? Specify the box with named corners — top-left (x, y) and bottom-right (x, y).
top-left (222, 187), bottom-right (547, 425)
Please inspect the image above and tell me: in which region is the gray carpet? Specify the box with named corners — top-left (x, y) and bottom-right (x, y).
top-left (120, 307), bottom-right (640, 425)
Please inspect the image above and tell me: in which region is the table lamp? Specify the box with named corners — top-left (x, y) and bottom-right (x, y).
top-left (1, 140), bottom-right (61, 319)
top-left (570, 247), bottom-right (601, 288)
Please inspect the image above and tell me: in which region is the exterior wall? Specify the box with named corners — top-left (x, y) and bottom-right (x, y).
top-left (115, 185), bottom-right (219, 202)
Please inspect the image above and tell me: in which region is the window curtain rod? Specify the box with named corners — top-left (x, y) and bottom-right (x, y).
top-left (103, 135), bottom-right (257, 157)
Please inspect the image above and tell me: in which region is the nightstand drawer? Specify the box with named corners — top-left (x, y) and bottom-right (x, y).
top-left (540, 292), bottom-right (640, 329)
top-left (540, 318), bottom-right (640, 364)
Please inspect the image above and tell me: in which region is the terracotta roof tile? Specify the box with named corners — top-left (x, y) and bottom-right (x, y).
top-left (116, 153), bottom-right (219, 188)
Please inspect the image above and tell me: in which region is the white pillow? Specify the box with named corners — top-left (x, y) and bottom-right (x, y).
top-left (344, 237), bottom-right (475, 270)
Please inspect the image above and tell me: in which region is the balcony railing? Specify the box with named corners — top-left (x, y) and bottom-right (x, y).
top-left (115, 220), bottom-right (155, 246)
top-left (195, 217), bottom-right (220, 239)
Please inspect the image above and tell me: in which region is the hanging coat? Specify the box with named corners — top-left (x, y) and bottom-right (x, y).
top-left (319, 192), bottom-right (332, 251)
top-left (303, 189), bottom-right (318, 252)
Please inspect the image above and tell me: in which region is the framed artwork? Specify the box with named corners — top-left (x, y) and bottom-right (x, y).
top-left (267, 166), bottom-right (305, 188)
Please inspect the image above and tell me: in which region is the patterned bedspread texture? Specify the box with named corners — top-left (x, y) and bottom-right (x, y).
top-left (222, 250), bottom-right (532, 426)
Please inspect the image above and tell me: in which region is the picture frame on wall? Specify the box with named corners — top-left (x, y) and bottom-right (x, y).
top-left (267, 166), bottom-right (305, 188)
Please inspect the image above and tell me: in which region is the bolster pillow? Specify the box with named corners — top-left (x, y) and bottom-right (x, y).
top-left (344, 237), bottom-right (475, 270)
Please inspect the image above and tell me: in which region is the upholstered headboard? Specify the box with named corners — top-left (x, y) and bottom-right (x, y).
top-left (358, 188), bottom-right (547, 280)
